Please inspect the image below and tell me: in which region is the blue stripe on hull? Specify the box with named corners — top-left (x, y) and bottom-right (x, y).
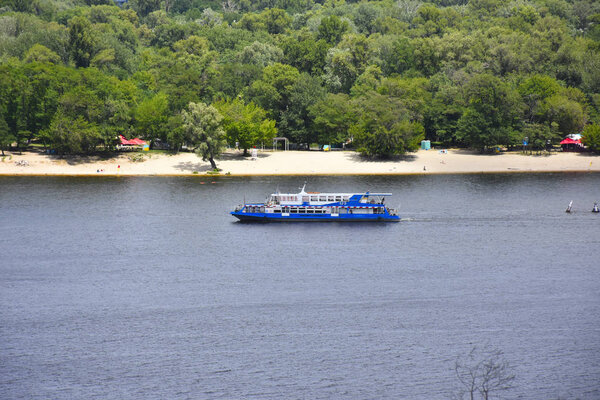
top-left (231, 212), bottom-right (400, 222)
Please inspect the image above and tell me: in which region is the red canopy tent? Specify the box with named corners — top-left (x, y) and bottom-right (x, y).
top-left (560, 137), bottom-right (581, 145)
top-left (119, 135), bottom-right (147, 145)
top-left (560, 136), bottom-right (583, 152)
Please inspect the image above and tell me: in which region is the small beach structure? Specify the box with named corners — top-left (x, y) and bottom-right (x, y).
top-left (273, 137), bottom-right (289, 151)
top-left (118, 135), bottom-right (146, 150)
top-left (560, 135), bottom-right (583, 152)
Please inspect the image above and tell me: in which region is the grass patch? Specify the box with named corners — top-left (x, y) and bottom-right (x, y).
top-left (128, 153), bottom-right (146, 162)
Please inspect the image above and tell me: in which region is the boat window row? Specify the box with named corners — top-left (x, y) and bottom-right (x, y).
top-left (278, 195), bottom-right (296, 202)
top-left (282, 207), bottom-right (327, 214)
top-left (309, 195), bottom-right (349, 202)
top-left (246, 206), bottom-right (265, 213)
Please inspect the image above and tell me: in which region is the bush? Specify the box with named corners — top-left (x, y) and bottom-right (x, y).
top-left (582, 124), bottom-right (600, 153)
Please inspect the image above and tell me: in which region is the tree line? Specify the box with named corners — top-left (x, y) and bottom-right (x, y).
top-left (1, 0), bottom-right (600, 157)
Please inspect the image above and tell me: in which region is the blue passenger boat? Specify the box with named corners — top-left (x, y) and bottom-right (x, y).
top-left (231, 185), bottom-right (400, 222)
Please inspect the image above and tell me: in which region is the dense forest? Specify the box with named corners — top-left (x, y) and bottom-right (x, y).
top-left (1, 0), bottom-right (600, 156)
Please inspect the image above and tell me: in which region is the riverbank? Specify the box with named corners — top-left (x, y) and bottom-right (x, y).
top-left (0, 149), bottom-right (598, 176)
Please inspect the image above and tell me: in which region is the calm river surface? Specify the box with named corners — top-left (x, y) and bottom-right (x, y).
top-left (1, 174), bottom-right (599, 399)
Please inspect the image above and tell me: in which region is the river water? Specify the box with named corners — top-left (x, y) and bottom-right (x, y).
top-left (1, 174), bottom-right (599, 399)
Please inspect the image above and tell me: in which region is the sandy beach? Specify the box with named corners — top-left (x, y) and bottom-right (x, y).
top-left (0, 149), bottom-right (598, 176)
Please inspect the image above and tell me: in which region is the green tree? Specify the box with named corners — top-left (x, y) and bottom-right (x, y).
top-left (353, 2), bottom-right (382, 34)
top-left (0, 115), bottom-right (15, 156)
top-left (181, 102), bottom-right (226, 170)
top-left (131, 0), bottom-right (161, 17)
top-left (135, 92), bottom-right (169, 144)
top-left (309, 93), bottom-right (357, 145)
top-left (263, 8), bottom-right (291, 34)
top-left (239, 41), bottom-right (283, 67)
top-left (518, 75), bottom-right (562, 123)
top-left (323, 34), bottom-right (370, 93)
top-left (353, 118), bottom-right (424, 158)
top-left (317, 15), bottom-right (349, 45)
top-left (541, 94), bottom-right (587, 136)
top-left (521, 122), bottom-right (561, 150)
top-left (457, 74), bottom-right (523, 149)
top-left (424, 74), bottom-right (464, 145)
top-left (24, 44), bottom-right (61, 64)
top-left (68, 16), bottom-right (95, 68)
top-left (279, 73), bottom-right (325, 144)
top-left (351, 92), bottom-right (424, 157)
top-left (582, 124), bottom-right (600, 153)
top-left (245, 63), bottom-right (300, 119)
top-left (280, 35), bottom-right (329, 75)
top-left (42, 112), bottom-right (102, 155)
top-left (371, 35), bottom-right (414, 76)
top-left (213, 63), bottom-right (262, 99)
top-left (214, 98), bottom-right (276, 155)
top-left (166, 114), bottom-right (185, 152)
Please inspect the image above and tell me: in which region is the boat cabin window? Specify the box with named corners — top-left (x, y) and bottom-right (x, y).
top-left (310, 196), bottom-right (318, 201)
top-left (335, 196), bottom-right (342, 201)
top-left (343, 196), bottom-right (349, 201)
top-left (319, 196), bottom-right (327, 202)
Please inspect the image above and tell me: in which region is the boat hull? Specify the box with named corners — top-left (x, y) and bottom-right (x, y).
top-left (231, 212), bottom-right (400, 222)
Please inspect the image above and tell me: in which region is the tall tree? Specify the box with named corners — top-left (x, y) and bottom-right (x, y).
top-left (68, 16), bottom-right (95, 68)
top-left (181, 102), bottom-right (226, 170)
top-left (279, 73), bottom-right (326, 144)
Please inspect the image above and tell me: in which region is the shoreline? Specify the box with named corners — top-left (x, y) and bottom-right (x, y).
top-left (2, 170), bottom-right (600, 177)
top-left (1, 149), bottom-right (599, 177)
